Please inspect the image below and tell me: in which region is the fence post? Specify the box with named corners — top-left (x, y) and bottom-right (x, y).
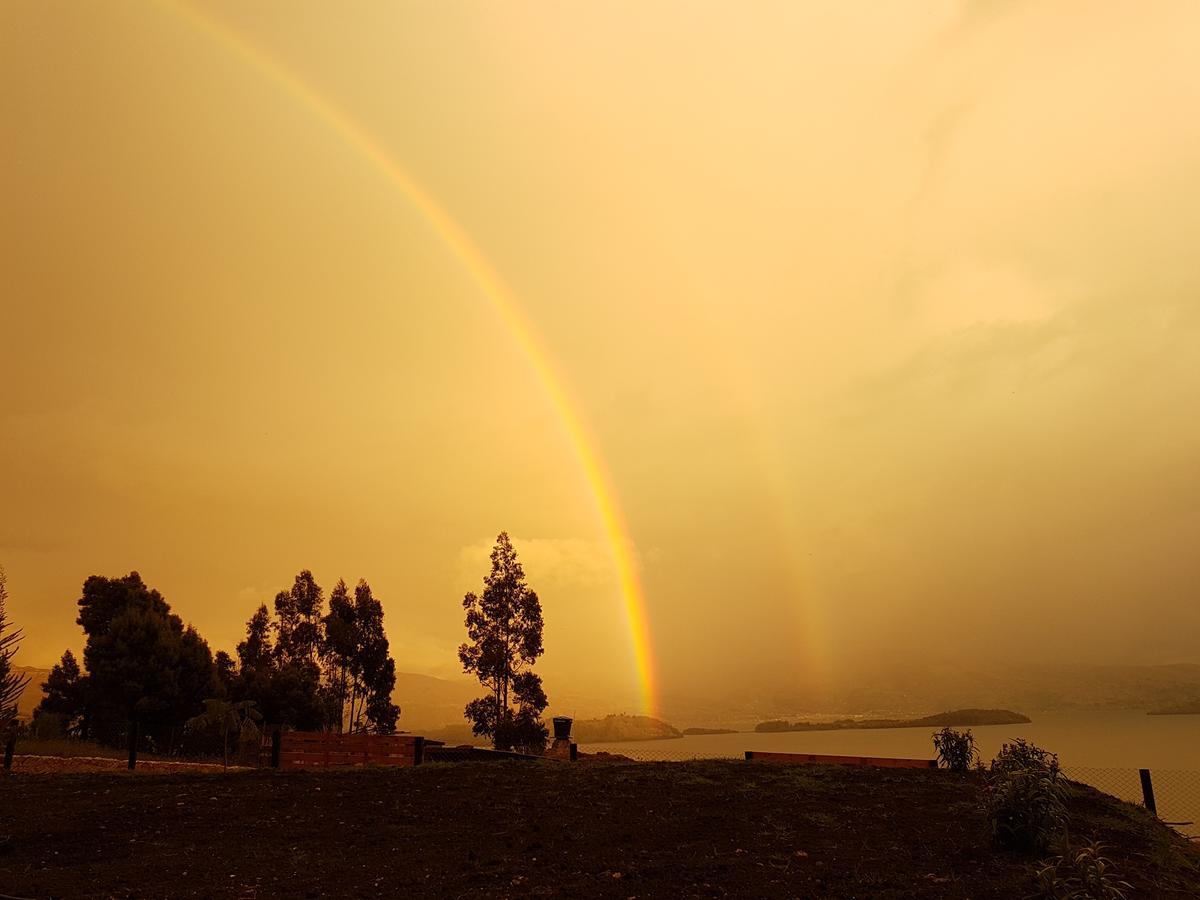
top-left (1139, 768), bottom-right (1158, 816)
top-left (271, 729), bottom-right (282, 769)
top-left (3, 730), bottom-right (15, 772)
top-left (127, 720), bottom-right (139, 771)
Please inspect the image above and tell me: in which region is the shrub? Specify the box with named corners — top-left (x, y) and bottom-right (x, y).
top-left (29, 711), bottom-right (69, 741)
top-left (932, 726), bottom-right (978, 772)
top-left (992, 738), bottom-right (1061, 778)
top-left (1034, 841), bottom-right (1132, 900)
top-left (986, 764), bottom-right (1068, 852)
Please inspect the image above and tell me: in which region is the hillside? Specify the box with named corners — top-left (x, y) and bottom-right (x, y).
top-left (391, 672), bottom-right (479, 730)
top-left (573, 714), bottom-right (682, 743)
top-left (1, 761), bottom-right (1196, 897)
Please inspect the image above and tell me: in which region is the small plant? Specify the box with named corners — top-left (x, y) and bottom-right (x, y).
top-left (986, 764), bottom-right (1068, 852)
top-left (932, 726), bottom-right (978, 772)
top-left (992, 738), bottom-right (1060, 778)
top-left (985, 739), bottom-right (1068, 852)
top-left (1034, 841), bottom-right (1133, 900)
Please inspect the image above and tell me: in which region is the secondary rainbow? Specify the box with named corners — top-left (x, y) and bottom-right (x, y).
top-left (157, 0), bottom-right (659, 716)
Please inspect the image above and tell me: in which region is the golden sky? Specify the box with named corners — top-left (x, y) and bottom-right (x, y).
top-left (3, 1), bottom-right (1199, 710)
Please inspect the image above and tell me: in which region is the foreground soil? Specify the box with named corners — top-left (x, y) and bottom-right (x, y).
top-left (2, 760), bottom-right (1197, 899)
top-left (8, 755), bottom-right (243, 775)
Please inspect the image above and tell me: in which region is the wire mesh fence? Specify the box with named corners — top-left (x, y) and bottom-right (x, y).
top-left (579, 744), bottom-right (1200, 838)
top-left (1064, 767), bottom-right (1199, 839)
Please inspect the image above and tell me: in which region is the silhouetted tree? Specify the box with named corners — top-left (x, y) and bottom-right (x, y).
top-left (316, 579), bottom-right (399, 733)
top-left (71, 572), bottom-right (217, 754)
top-left (320, 579), bottom-right (356, 731)
top-left (347, 580), bottom-right (399, 733)
top-left (214, 650), bottom-right (237, 697)
top-left (230, 600), bottom-right (325, 732)
top-left (186, 698), bottom-right (262, 768)
top-left (274, 570), bottom-right (324, 666)
top-left (0, 567), bottom-right (31, 729)
top-left (459, 533), bottom-right (549, 753)
top-left (224, 572), bottom-right (398, 734)
top-left (237, 604), bottom-right (274, 677)
top-left (36, 649), bottom-right (85, 737)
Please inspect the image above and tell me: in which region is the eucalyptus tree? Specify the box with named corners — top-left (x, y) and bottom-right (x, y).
top-left (458, 533), bottom-right (549, 753)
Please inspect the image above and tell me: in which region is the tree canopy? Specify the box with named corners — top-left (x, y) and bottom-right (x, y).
top-left (459, 532), bottom-right (549, 753)
top-left (34, 572), bottom-right (217, 751)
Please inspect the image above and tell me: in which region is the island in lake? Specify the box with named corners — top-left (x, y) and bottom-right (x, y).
top-left (1148, 701), bottom-right (1200, 715)
top-left (682, 727), bottom-right (740, 735)
top-left (573, 714), bottom-right (683, 743)
top-left (755, 708), bottom-right (1030, 733)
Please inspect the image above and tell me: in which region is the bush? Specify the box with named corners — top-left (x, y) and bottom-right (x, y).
top-left (986, 753), bottom-right (1068, 852)
top-left (28, 711), bottom-right (68, 741)
top-left (1034, 841), bottom-right (1132, 900)
top-left (992, 738), bottom-right (1061, 778)
top-left (932, 726), bottom-right (978, 772)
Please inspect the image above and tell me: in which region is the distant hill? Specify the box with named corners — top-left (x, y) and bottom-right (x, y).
top-left (573, 714), bottom-right (682, 743)
top-left (13, 666), bottom-right (50, 721)
top-left (391, 672), bottom-right (479, 731)
top-left (1148, 701), bottom-right (1200, 715)
top-left (756, 708), bottom-right (1029, 734)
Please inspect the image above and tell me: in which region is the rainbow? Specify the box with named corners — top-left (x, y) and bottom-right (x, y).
top-left (156, 0), bottom-right (659, 716)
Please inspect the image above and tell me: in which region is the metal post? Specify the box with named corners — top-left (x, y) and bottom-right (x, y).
top-left (1139, 768), bottom-right (1157, 816)
top-left (3, 733), bottom-right (15, 772)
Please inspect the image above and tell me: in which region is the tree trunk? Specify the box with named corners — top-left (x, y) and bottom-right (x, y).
top-left (222, 724), bottom-right (230, 769)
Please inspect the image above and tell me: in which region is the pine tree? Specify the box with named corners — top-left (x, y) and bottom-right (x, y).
top-left (458, 533), bottom-right (549, 753)
top-left (37, 649), bottom-right (85, 736)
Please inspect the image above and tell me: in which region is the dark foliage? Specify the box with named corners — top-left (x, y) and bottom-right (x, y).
top-left (37, 649), bottom-right (85, 736)
top-left (34, 572), bottom-right (218, 753)
top-left (932, 726), bottom-right (979, 772)
top-left (459, 532), bottom-right (549, 753)
top-left (226, 572), bottom-right (398, 733)
top-left (986, 739), bottom-right (1068, 853)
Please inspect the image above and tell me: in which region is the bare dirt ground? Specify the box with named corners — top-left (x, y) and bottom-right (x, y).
top-left (1, 760), bottom-right (1197, 898)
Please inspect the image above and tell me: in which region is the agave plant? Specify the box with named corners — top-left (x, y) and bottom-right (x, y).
top-left (1034, 841), bottom-right (1133, 899)
top-left (186, 698), bottom-right (263, 768)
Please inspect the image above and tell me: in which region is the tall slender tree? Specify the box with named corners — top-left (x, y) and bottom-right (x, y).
top-left (348, 579), bottom-right (399, 733)
top-left (459, 533), bottom-right (549, 753)
top-left (321, 579), bottom-right (357, 732)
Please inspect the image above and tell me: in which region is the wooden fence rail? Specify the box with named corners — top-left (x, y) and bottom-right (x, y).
top-left (275, 732), bottom-right (424, 771)
top-left (745, 750), bottom-right (937, 769)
